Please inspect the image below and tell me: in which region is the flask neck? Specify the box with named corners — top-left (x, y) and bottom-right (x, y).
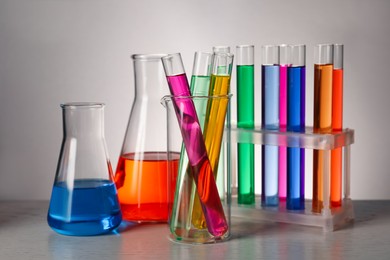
top-left (61, 103), bottom-right (105, 138)
top-left (132, 54), bottom-right (170, 98)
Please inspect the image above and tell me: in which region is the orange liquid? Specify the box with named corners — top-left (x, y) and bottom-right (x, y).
top-left (114, 152), bottom-right (179, 222)
top-left (331, 69), bottom-right (343, 207)
top-left (313, 64), bottom-right (333, 213)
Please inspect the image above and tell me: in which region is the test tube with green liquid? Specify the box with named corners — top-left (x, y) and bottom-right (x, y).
top-left (236, 45), bottom-right (255, 204)
top-left (191, 52), bottom-right (234, 229)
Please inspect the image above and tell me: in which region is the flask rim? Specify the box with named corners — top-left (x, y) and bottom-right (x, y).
top-left (131, 54), bottom-right (168, 61)
top-left (60, 102), bottom-right (105, 109)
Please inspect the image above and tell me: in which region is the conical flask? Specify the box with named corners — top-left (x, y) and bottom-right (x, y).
top-left (115, 54), bottom-right (178, 222)
top-left (47, 102), bottom-right (122, 236)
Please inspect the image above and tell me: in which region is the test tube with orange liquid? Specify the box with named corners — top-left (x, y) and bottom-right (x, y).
top-left (331, 44), bottom-right (344, 208)
top-left (313, 44), bottom-right (333, 213)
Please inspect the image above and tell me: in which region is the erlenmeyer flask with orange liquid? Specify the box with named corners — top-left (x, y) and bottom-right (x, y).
top-left (115, 54), bottom-right (178, 222)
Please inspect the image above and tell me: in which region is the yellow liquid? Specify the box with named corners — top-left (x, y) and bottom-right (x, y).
top-left (192, 74), bottom-right (230, 228)
top-left (313, 64), bottom-right (333, 213)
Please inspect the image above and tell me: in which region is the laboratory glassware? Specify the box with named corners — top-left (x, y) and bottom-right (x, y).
top-left (47, 102), bottom-right (122, 236)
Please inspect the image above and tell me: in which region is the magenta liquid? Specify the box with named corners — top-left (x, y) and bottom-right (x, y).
top-left (279, 64), bottom-right (288, 200)
top-left (166, 73), bottom-right (228, 237)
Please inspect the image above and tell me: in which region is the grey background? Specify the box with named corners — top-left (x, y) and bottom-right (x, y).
top-left (0, 0), bottom-right (389, 200)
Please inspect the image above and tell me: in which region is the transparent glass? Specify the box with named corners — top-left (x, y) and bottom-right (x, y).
top-left (314, 44), bottom-right (333, 65)
top-left (262, 45), bottom-right (279, 65)
top-left (213, 45), bottom-right (231, 54)
top-left (162, 95), bottom-right (231, 244)
top-left (279, 44), bottom-right (291, 66)
top-left (47, 102), bottom-right (121, 236)
top-left (236, 45), bottom-right (254, 65)
top-left (334, 44), bottom-right (344, 69)
top-left (115, 54), bottom-right (176, 222)
top-left (230, 126), bottom-right (354, 232)
top-left (191, 51), bottom-right (213, 85)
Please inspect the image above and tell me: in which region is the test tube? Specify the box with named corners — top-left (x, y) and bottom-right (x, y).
top-left (331, 44), bottom-right (344, 208)
top-left (162, 53), bottom-right (228, 236)
top-left (278, 44), bottom-right (291, 201)
top-left (191, 52), bottom-right (234, 228)
top-left (261, 45), bottom-right (280, 207)
top-left (213, 45), bottom-right (231, 54)
top-left (173, 51), bottom-right (213, 231)
top-left (236, 45), bottom-right (255, 205)
top-left (212, 46), bottom-right (229, 199)
top-left (312, 44), bottom-right (333, 213)
top-left (287, 44), bottom-right (306, 210)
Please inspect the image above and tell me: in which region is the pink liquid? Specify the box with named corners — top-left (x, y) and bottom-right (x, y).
top-left (279, 65), bottom-right (288, 127)
top-left (279, 65), bottom-right (288, 200)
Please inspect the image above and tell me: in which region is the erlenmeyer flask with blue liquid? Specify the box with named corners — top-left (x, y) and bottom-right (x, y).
top-left (47, 102), bottom-right (122, 236)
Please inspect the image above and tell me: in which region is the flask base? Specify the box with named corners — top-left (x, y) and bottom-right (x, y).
top-left (48, 212), bottom-right (122, 236)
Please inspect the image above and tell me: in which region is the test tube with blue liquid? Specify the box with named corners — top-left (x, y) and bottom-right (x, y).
top-left (261, 45), bottom-right (280, 207)
top-left (287, 45), bottom-right (306, 210)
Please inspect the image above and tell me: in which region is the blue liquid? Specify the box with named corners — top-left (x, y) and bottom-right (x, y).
top-left (261, 145), bottom-right (279, 206)
top-left (47, 179), bottom-right (122, 236)
top-left (287, 66), bottom-right (305, 210)
top-left (261, 65), bottom-right (279, 206)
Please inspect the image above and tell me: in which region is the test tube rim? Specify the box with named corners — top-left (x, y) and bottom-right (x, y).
top-left (316, 43), bottom-right (334, 47)
top-left (236, 44), bottom-right (255, 49)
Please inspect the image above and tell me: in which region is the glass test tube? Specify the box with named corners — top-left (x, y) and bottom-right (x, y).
top-left (213, 46), bottom-right (231, 54)
top-left (278, 44), bottom-right (290, 201)
top-left (287, 44), bottom-right (306, 210)
top-left (212, 46), bottom-right (230, 199)
top-left (331, 44), bottom-right (344, 208)
top-left (261, 45), bottom-right (280, 207)
top-left (236, 45), bottom-right (255, 205)
top-left (173, 52), bottom-right (213, 231)
top-left (313, 44), bottom-right (333, 213)
top-left (191, 52), bottom-right (234, 228)
top-left (162, 53), bottom-right (228, 236)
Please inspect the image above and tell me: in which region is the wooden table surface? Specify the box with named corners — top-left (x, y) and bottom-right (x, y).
top-left (0, 200), bottom-right (389, 259)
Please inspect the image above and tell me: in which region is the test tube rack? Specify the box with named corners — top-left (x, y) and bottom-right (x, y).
top-left (228, 126), bottom-right (355, 232)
